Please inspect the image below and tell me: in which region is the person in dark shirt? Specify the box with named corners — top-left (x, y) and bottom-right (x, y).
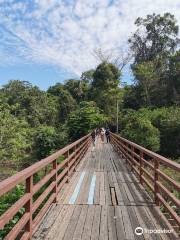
top-left (105, 128), bottom-right (110, 143)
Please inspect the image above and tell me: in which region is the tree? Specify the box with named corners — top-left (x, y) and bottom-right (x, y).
top-left (91, 62), bottom-right (121, 117)
top-left (129, 13), bottom-right (179, 64)
top-left (67, 101), bottom-right (107, 140)
top-left (48, 83), bottom-right (76, 122)
top-left (81, 70), bottom-right (95, 84)
top-left (166, 51), bottom-right (180, 105)
top-left (0, 106), bottom-right (31, 165)
top-left (133, 61), bottom-right (158, 106)
top-left (33, 126), bottom-right (59, 159)
top-left (92, 62), bottom-right (120, 90)
top-left (120, 111), bottom-right (160, 152)
top-left (64, 79), bottom-right (89, 102)
top-left (150, 107), bottom-right (180, 158)
top-left (128, 13), bottom-right (179, 108)
top-left (1, 80), bottom-right (59, 127)
top-left (123, 85), bottom-right (143, 109)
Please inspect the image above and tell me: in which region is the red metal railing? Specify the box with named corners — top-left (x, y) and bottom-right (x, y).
top-left (0, 134), bottom-right (91, 240)
top-left (111, 132), bottom-right (180, 232)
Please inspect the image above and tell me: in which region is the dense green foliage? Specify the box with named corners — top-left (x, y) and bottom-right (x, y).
top-left (121, 12), bottom-right (180, 158)
top-left (119, 107), bottom-right (180, 158)
top-left (0, 185), bottom-right (25, 239)
top-left (68, 101), bottom-right (107, 140)
top-left (127, 13), bottom-right (180, 108)
top-left (0, 107), bottom-right (31, 165)
top-left (120, 110), bottom-right (160, 152)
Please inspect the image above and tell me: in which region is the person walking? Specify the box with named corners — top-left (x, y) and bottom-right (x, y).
top-left (100, 128), bottom-right (105, 143)
top-left (95, 128), bottom-right (99, 136)
top-left (91, 130), bottom-right (96, 146)
top-left (105, 128), bottom-right (110, 143)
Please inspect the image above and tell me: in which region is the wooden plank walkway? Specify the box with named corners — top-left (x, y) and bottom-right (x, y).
top-left (33, 138), bottom-right (178, 240)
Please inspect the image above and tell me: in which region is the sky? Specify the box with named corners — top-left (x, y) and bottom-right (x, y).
top-left (0, 0), bottom-right (179, 90)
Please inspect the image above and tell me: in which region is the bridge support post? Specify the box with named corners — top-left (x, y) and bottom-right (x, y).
top-left (52, 159), bottom-right (57, 203)
top-left (154, 158), bottom-right (159, 205)
top-left (25, 175), bottom-right (33, 238)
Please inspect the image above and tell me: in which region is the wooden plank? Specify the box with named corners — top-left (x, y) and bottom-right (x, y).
top-left (123, 182), bottom-right (135, 203)
top-left (94, 172), bottom-right (100, 204)
top-left (108, 206), bottom-right (117, 240)
top-left (73, 205), bottom-right (88, 240)
top-left (81, 205), bottom-right (95, 240)
top-left (63, 205), bottom-right (82, 240)
top-left (91, 205), bottom-right (101, 240)
top-left (76, 171), bottom-right (91, 204)
top-left (108, 171), bottom-right (114, 188)
top-left (127, 206), bottom-right (144, 240)
top-left (104, 172), bottom-right (111, 205)
top-left (111, 171), bottom-right (118, 183)
top-left (33, 204), bottom-right (63, 240)
top-left (63, 171), bottom-right (84, 204)
top-left (99, 206), bottom-right (108, 240)
top-left (121, 205), bottom-right (135, 239)
top-left (57, 171), bottom-right (79, 203)
top-left (117, 171), bottom-right (125, 182)
top-left (127, 182), bottom-right (145, 204)
top-left (110, 187), bottom-right (117, 206)
top-left (117, 182), bottom-right (129, 205)
top-left (54, 205), bottom-right (75, 240)
top-left (134, 207), bottom-right (153, 240)
top-left (99, 172), bottom-right (106, 205)
top-left (115, 206), bottom-right (126, 240)
top-left (133, 206), bottom-right (159, 240)
top-left (45, 205), bottom-right (68, 239)
top-left (114, 182), bottom-right (123, 204)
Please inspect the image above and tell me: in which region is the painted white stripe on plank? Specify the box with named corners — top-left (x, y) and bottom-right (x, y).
top-left (69, 171), bottom-right (86, 204)
top-left (87, 174), bottom-right (96, 204)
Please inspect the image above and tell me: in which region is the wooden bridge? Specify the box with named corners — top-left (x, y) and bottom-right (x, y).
top-left (0, 133), bottom-right (179, 239)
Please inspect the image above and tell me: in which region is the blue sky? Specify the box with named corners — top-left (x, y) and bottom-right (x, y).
top-left (0, 63), bottom-right (78, 90)
top-left (0, 0), bottom-right (179, 90)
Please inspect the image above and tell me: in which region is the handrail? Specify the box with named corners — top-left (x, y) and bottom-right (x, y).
top-left (110, 132), bottom-right (180, 231)
top-left (0, 133), bottom-right (91, 239)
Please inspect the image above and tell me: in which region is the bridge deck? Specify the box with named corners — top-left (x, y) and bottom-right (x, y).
top-left (33, 139), bottom-right (177, 240)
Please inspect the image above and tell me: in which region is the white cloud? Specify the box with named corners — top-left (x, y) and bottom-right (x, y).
top-left (0, 0), bottom-right (179, 76)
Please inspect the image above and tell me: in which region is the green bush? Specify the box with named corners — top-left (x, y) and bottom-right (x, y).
top-left (121, 112), bottom-right (160, 152)
top-left (150, 107), bottom-right (180, 158)
top-left (33, 126), bottom-right (59, 159)
top-left (120, 107), bottom-right (180, 159)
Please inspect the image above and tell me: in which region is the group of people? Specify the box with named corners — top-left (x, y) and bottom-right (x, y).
top-left (91, 127), bottom-right (110, 146)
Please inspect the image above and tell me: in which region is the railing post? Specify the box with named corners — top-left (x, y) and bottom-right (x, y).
top-left (154, 158), bottom-right (159, 205)
top-left (125, 142), bottom-right (128, 164)
top-left (74, 144), bottom-right (77, 171)
top-left (52, 159), bottom-right (57, 203)
top-left (140, 151), bottom-right (143, 184)
top-left (67, 150), bottom-right (70, 183)
top-left (131, 145), bottom-right (134, 171)
top-left (25, 176), bottom-right (33, 238)
top-left (119, 138), bottom-right (123, 159)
